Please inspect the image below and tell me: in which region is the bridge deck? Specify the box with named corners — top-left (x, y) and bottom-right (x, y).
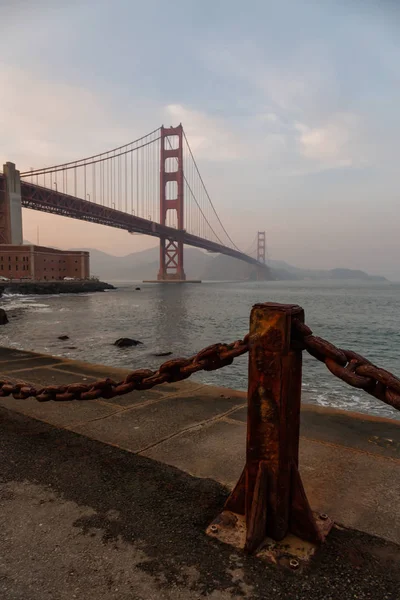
top-left (17, 177), bottom-right (269, 270)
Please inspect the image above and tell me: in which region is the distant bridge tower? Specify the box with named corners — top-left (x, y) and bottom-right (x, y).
top-left (257, 231), bottom-right (266, 264)
top-left (256, 231), bottom-right (268, 281)
top-left (157, 125), bottom-right (186, 281)
top-left (0, 162), bottom-right (23, 245)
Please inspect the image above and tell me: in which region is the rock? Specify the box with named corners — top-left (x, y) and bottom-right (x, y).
top-left (135, 287), bottom-right (141, 291)
top-left (0, 308), bottom-right (8, 325)
top-left (153, 351), bottom-right (173, 357)
top-left (58, 335), bottom-right (70, 341)
top-left (66, 346), bottom-right (77, 350)
top-left (114, 338), bottom-right (143, 348)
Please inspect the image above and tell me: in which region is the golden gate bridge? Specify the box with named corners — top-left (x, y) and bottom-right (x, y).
top-left (0, 124), bottom-right (268, 281)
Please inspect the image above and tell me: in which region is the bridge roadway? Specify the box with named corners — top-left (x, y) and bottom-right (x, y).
top-left (2, 175), bottom-right (267, 270)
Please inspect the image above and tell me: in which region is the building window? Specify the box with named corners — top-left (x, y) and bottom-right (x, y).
top-left (16, 256), bottom-right (18, 261)
top-left (8, 265), bottom-right (11, 270)
top-left (8, 256), bottom-right (11, 261)
top-left (16, 265), bottom-right (18, 271)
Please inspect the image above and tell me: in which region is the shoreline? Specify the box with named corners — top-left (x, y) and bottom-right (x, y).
top-left (0, 281), bottom-right (398, 423)
top-left (0, 280), bottom-right (116, 295)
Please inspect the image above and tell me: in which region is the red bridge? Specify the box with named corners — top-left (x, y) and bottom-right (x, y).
top-left (0, 124), bottom-right (269, 281)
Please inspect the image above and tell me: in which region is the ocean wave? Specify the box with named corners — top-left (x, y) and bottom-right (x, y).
top-left (1, 293), bottom-right (25, 298)
top-left (0, 298), bottom-right (52, 311)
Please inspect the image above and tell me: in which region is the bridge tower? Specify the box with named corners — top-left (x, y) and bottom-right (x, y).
top-left (256, 231), bottom-right (268, 281)
top-left (257, 231), bottom-right (266, 264)
top-left (157, 125), bottom-right (186, 281)
top-left (0, 163), bottom-right (23, 245)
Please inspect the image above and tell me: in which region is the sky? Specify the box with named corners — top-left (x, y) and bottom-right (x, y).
top-left (1, 0), bottom-right (399, 279)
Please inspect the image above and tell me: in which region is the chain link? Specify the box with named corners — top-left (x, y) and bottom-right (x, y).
top-left (0, 336), bottom-right (250, 402)
top-left (1, 320), bottom-right (399, 413)
top-left (292, 320), bottom-right (400, 412)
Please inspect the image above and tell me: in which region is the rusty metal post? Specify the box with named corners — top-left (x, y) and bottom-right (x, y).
top-left (207, 303), bottom-right (332, 561)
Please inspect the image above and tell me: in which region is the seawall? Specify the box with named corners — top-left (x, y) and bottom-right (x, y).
top-left (0, 346), bottom-right (398, 545)
top-left (0, 280), bottom-right (115, 295)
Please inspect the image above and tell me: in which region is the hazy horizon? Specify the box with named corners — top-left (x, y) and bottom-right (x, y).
top-left (21, 239), bottom-right (395, 281)
top-left (1, 1), bottom-right (399, 279)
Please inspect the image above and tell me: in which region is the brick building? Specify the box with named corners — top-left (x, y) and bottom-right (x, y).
top-left (0, 245), bottom-right (89, 281)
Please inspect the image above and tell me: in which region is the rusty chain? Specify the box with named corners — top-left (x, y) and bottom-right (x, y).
top-left (0, 336), bottom-right (250, 402)
top-left (292, 320), bottom-right (400, 412)
top-left (0, 320), bottom-right (399, 412)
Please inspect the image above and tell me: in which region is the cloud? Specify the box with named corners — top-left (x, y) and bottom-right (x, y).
top-left (260, 113), bottom-right (279, 124)
top-left (164, 104), bottom-right (244, 161)
top-left (0, 64), bottom-right (157, 171)
top-left (294, 113), bottom-right (360, 168)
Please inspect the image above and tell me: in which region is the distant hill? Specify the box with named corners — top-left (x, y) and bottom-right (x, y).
top-left (67, 245), bottom-right (387, 283)
top-left (73, 246), bottom-right (213, 281)
top-left (267, 260), bottom-right (387, 282)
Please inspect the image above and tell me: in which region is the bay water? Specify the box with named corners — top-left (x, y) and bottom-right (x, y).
top-left (1, 280), bottom-right (399, 420)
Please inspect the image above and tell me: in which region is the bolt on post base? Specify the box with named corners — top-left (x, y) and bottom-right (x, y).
top-left (206, 510), bottom-right (333, 570)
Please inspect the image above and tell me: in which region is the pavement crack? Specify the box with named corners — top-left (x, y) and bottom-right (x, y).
top-left (136, 402), bottom-right (247, 455)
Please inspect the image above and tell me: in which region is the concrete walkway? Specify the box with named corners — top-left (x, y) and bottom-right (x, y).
top-left (0, 348), bottom-right (399, 599)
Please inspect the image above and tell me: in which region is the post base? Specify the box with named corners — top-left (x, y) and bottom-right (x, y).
top-left (206, 511), bottom-right (333, 571)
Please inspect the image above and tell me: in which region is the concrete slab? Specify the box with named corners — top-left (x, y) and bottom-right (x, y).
top-left (300, 437), bottom-right (400, 545)
top-left (102, 388), bottom-right (170, 407)
top-left (143, 417), bottom-right (400, 545)
top-left (70, 390), bottom-right (245, 454)
top-left (0, 355), bottom-right (63, 369)
top-left (229, 405), bottom-right (247, 422)
top-left (53, 361), bottom-right (134, 378)
top-left (0, 395), bottom-right (118, 428)
top-left (0, 348), bottom-right (45, 362)
top-left (142, 418), bottom-right (246, 484)
top-left (231, 404), bottom-right (400, 459)
top-left (300, 405), bottom-right (400, 460)
top-left (0, 346), bottom-right (399, 551)
top-left (54, 360), bottom-right (211, 404)
top-left (0, 366), bottom-right (97, 386)
top-left (1, 408), bottom-right (399, 600)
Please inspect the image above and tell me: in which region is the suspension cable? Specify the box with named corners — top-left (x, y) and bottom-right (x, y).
top-left (182, 129), bottom-right (242, 252)
top-left (21, 137), bottom-right (161, 177)
top-left (21, 127), bottom-right (161, 175)
top-left (165, 136), bottom-right (226, 245)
